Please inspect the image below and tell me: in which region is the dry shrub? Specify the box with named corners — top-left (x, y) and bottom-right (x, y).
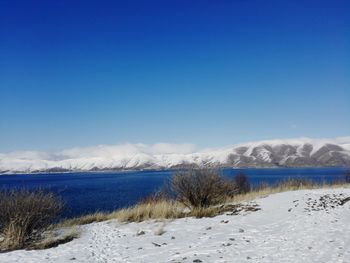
top-left (171, 169), bottom-right (236, 208)
top-left (0, 188), bottom-right (63, 251)
top-left (233, 172), bottom-right (251, 194)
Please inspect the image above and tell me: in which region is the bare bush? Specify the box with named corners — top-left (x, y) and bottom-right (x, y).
top-left (171, 169), bottom-right (235, 208)
top-left (234, 172), bottom-right (251, 194)
top-left (0, 188), bottom-right (64, 251)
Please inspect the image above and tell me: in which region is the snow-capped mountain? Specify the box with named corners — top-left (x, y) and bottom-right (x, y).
top-left (1, 137), bottom-right (350, 174)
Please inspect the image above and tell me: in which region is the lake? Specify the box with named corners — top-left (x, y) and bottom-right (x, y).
top-left (0, 167), bottom-right (348, 218)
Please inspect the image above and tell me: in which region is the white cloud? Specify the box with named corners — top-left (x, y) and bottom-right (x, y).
top-left (59, 143), bottom-right (196, 159)
top-left (151, 143), bottom-right (196, 155)
top-left (1, 137), bottom-right (349, 173)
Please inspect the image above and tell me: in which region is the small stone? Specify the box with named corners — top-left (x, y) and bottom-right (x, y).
top-left (193, 260), bottom-right (202, 263)
top-left (239, 228), bottom-right (244, 233)
top-left (152, 242), bottom-right (161, 247)
top-left (136, 230), bottom-right (145, 236)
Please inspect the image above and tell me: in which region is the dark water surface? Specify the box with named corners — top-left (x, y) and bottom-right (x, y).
top-left (0, 167), bottom-right (348, 218)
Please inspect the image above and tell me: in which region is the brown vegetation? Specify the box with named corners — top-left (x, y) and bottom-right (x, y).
top-left (3, 170), bottom-right (349, 253)
top-left (171, 169), bottom-right (237, 208)
top-left (0, 189), bottom-right (64, 251)
top-left (60, 171), bottom-right (350, 228)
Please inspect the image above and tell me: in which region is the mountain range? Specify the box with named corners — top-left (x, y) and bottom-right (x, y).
top-left (1, 137), bottom-right (349, 174)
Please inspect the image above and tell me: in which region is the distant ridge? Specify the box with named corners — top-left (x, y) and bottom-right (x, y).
top-left (1, 137), bottom-right (350, 174)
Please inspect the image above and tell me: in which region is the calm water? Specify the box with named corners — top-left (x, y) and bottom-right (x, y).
top-left (0, 167), bottom-right (348, 218)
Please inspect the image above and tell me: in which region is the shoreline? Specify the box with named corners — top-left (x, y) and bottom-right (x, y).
top-left (1, 186), bottom-right (349, 262)
top-left (1, 165), bottom-right (349, 176)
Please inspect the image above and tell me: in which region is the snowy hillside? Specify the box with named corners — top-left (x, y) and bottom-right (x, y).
top-left (1, 137), bottom-right (350, 173)
top-left (0, 188), bottom-right (349, 262)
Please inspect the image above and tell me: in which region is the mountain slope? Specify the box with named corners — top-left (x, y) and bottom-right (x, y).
top-left (1, 137), bottom-right (350, 173)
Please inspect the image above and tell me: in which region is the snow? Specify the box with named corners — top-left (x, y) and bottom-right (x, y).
top-left (1, 188), bottom-right (349, 263)
top-left (1, 137), bottom-right (350, 173)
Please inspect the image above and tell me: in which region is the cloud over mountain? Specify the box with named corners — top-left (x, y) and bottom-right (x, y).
top-left (1, 137), bottom-right (349, 174)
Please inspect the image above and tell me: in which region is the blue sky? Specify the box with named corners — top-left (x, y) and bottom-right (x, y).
top-left (0, 0), bottom-right (349, 152)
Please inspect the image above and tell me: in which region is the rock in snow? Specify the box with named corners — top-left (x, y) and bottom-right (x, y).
top-left (0, 188), bottom-right (349, 262)
top-left (1, 137), bottom-right (350, 173)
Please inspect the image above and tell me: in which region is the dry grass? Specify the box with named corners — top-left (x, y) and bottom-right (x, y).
top-left (1, 178), bottom-right (346, 253)
top-left (58, 212), bottom-right (115, 228)
top-left (188, 207), bottom-right (223, 218)
top-left (58, 180), bottom-right (350, 227)
top-left (113, 200), bottom-right (184, 223)
top-left (230, 180), bottom-right (350, 204)
top-left (29, 228), bottom-right (80, 250)
top-left (0, 189), bottom-right (64, 251)
top-left (59, 200), bottom-right (185, 228)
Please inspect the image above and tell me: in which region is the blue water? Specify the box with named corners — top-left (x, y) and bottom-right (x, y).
top-left (0, 167), bottom-right (348, 218)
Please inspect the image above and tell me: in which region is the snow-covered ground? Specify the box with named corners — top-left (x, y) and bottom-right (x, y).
top-left (1, 188), bottom-right (349, 263)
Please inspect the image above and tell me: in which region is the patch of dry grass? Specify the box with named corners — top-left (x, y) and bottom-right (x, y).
top-left (113, 200), bottom-right (185, 223)
top-left (0, 189), bottom-right (64, 252)
top-left (188, 207), bottom-right (222, 218)
top-left (58, 212), bottom-right (115, 228)
top-left (59, 200), bottom-right (185, 227)
top-left (58, 180), bottom-right (350, 227)
top-left (230, 180), bottom-right (350, 203)
top-left (29, 228), bottom-right (80, 250)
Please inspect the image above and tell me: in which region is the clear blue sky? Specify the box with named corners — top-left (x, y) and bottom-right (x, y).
top-left (0, 0), bottom-right (349, 152)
